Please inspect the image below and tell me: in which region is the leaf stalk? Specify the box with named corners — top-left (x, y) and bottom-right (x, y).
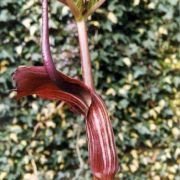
top-left (77, 20), bottom-right (94, 90)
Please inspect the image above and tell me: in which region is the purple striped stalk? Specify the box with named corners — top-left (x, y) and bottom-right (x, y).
top-left (13, 0), bottom-right (119, 179)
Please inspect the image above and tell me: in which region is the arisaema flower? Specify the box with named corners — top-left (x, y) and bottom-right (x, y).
top-left (13, 0), bottom-right (119, 179)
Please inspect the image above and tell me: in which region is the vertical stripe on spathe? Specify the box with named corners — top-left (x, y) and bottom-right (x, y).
top-left (86, 93), bottom-right (119, 178)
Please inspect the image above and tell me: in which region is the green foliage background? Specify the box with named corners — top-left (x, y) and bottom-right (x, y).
top-left (0, 0), bottom-right (180, 179)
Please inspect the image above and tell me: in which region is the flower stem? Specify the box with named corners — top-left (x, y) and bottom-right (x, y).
top-left (77, 20), bottom-right (94, 90)
top-left (42, 0), bottom-right (58, 83)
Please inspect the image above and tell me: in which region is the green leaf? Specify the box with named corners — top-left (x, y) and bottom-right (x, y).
top-left (85, 0), bottom-right (105, 17)
top-left (135, 123), bottom-right (151, 135)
